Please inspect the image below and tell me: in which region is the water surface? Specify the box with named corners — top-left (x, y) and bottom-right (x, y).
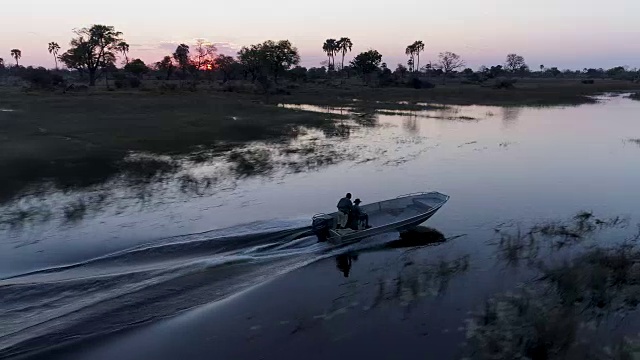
top-left (2, 95), bottom-right (640, 358)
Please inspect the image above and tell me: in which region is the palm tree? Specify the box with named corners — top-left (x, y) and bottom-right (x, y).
top-left (336, 37), bottom-right (353, 70)
top-left (413, 41), bottom-right (425, 72)
top-left (407, 58), bottom-right (414, 73)
top-left (48, 42), bottom-right (61, 70)
top-left (322, 39), bottom-right (338, 70)
top-left (10, 49), bottom-right (21, 66)
top-left (117, 41), bottom-right (130, 64)
top-left (405, 44), bottom-right (415, 72)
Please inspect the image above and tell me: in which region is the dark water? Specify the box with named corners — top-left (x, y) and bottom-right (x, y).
top-left (2, 95), bottom-right (640, 358)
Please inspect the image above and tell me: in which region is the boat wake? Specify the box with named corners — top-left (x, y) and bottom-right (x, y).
top-left (0, 219), bottom-right (402, 359)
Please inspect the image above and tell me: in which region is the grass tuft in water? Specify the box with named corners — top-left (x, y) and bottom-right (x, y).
top-left (227, 148), bottom-right (274, 177)
top-left (469, 215), bottom-right (640, 359)
top-left (63, 199), bottom-right (87, 223)
top-left (627, 92), bottom-right (640, 101)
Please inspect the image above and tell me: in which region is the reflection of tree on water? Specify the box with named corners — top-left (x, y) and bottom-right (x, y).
top-left (501, 106), bottom-right (522, 126)
top-left (322, 122), bottom-right (350, 138)
top-left (402, 112), bottom-right (419, 134)
top-left (352, 111), bottom-right (378, 127)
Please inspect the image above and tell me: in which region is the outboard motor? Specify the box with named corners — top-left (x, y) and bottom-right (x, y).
top-left (312, 214), bottom-right (334, 242)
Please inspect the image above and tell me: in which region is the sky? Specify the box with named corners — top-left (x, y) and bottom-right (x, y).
top-left (1, 0), bottom-right (640, 70)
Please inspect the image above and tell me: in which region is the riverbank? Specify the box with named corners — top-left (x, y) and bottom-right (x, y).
top-left (1, 78), bottom-right (638, 202)
top-left (278, 78), bottom-right (640, 107)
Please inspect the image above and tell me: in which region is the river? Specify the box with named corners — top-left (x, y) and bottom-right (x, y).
top-left (1, 94), bottom-right (640, 358)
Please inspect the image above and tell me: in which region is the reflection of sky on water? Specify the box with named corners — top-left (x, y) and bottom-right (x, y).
top-left (2, 96), bottom-right (640, 276)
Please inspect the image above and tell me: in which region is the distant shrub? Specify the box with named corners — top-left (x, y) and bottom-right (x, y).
top-left (19, 67), bottom-right (65, 89)
top-left (112, 72), bottom-right (127, 81)
top-left (129, 77), bottom-right (141, 88)
top-left (256, 75), bottom-right (272, 94)
top-left (410, 77), bottom-right (422, 89)
top-left (159, 83), bottom-right (178, 91)
top-left (52, 74), bottom-right (65, 86)
top-left (581, 79), bottom-right (595, 84)
top-left (63, 84), bottom-right (89, 93)
top-left (271, 87), bottom-right (291, 95)
top-left (114, 80), bottom-right (125, 89)
top-left (628, 92), bottom-right (640, 101)
top-left (465, 72), bottom-right (483, 83)
top-left (220, 81), bottom-right (260, 94)
top-left (409, 77), bottom-right (435, 89)
top-left (493, 79), bottom-right (516, 89)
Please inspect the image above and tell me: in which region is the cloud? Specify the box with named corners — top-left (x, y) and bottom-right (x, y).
top-left (142, 39), bottom-right (241, 55)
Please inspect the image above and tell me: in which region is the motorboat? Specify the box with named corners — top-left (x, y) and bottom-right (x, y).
top-left (312, 192), bottom-right (450, 243)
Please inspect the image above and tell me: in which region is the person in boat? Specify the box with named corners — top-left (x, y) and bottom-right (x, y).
top-left (336, 193), bottom-right (353, 229)
top-left (351, 198), bottom-right (371, 229)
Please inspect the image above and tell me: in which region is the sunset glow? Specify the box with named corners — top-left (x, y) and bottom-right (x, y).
top-left (1, 0), bottom-right (640, 69)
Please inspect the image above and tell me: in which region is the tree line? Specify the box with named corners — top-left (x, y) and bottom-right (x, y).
top-left (2, 24), bottom-right (639, 87)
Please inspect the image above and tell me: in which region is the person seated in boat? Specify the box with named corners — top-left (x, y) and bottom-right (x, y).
top-left (351, 198), bottom-right (371, 229)
top-left (336, 193), bottom-right (353, 229)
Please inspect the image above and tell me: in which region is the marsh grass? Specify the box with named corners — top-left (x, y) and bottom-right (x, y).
top-left (227, 148), bottom-right (274, 177)
top-left (627, 93), bottom-right (640, 101)
top-left (467, 214), bottom-right (640, 359)
top-left (119, 154), bottom-right (180, 183)
top-left (277, 79), bottom-right (640, 108)
top-left (494, 212), bottom-right (630, 265)
top-left (62, 198), bottom-right (87, 223)
top-left (465, 243), bottom-right (640, 360)
top-left (0, 205), bottom-right (52, 230)
top-left (0, 88), bottom-right (334, 202)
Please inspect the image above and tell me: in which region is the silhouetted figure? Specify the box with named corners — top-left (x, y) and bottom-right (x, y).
top-left (350, 198), bottom-right (370, 230)
top-left (336, 193), bottom-right (353, 229)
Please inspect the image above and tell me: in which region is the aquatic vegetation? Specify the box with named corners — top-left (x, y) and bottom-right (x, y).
top-left (465, 243), bottom-right (640, 360)
top-left (227, 148), bottom-right (274, 177)
top-left (468, 215), bottom-right (640, 359)
top-left (627, 92), bottom-right (640, 101)
top-left (493, 212), bottom-right (630, 265)
top-left (62, 198), bottom-right (87, 223)
top-left (0, 205), bottom-right (52, 230)
top-left (119, 154), bottom-right (179, 183)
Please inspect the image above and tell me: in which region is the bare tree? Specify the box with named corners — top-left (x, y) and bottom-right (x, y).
top-left (505, 54), bottom-right (526, 72)
top-left (192, 39), bottom-right (217, 70)
top-left (436, 52), bottom-right (465, 75)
